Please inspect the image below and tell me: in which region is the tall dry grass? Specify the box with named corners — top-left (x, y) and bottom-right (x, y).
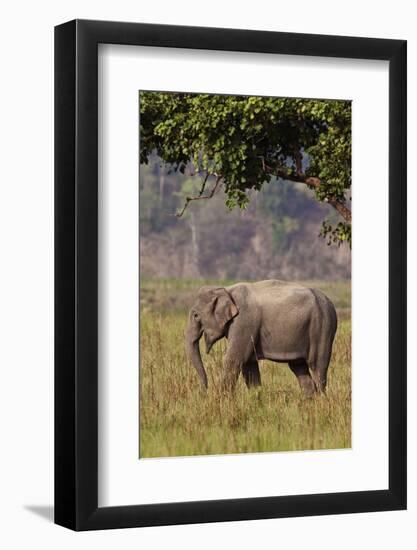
top-left (139, 279), bottom-right (351, 458)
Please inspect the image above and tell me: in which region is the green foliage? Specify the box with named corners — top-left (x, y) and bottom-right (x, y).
top-left (320, 219), bottom-right (352, 247)
top-left (140, 92), bottom-right (351, 246)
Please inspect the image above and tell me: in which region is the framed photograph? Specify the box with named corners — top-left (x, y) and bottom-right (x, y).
top-left (55, 19), bottom-right (406, 530)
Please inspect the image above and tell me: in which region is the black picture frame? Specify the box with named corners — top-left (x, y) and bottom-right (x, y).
top-left (55, 19), bottom-right (407, 531)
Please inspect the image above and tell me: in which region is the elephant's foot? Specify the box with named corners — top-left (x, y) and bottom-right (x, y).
top-left (309, 367), bottom-right (328, 393)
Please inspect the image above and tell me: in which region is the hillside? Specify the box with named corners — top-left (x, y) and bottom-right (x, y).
top-left (140, 157), bottom-right (351, 281)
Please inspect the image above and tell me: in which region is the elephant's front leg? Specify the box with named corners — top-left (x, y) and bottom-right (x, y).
top-left (220, 355), bottom-right (242, 392)
top-left (220, 336), bottom-right (255, 392)
top-left (242, 356), bottom-right (261, 388)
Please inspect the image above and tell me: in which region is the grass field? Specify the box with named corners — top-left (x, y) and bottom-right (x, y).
top-left (139, 278), bottom-right (351, 458)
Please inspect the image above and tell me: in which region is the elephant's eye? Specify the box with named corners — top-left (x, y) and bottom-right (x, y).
top-left (193, 312), bottom-right (199, 320)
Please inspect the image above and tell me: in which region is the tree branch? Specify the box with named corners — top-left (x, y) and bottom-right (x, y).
top-left (198, 172), bottom-right (210, 197)
top-left (326, 197), bottom-right (352, 222)
top-left (264, 162), bottom-right (351, 223)
top-left (176, 175), bottom-right (222, 217)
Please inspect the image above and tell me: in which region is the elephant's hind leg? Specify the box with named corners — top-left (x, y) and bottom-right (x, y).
top-left (242, 356), bottom-right (261, 388)
top-left (308, 360), bottom-right (329, 393)
top-left (307, 347), bottom-right (331, 393)
top-left (288, 360), bottom-right (316, 397)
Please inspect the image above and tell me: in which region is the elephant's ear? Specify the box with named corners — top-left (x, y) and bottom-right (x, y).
top-left (212, 288), bottom-right (239, 328)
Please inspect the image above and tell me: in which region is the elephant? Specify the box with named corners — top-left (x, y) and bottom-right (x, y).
top-left (185, 280), bottom-right (337, 396)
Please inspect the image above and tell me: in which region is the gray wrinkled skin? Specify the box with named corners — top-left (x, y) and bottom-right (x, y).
top-left (185, 280), bottom-right (337, 396)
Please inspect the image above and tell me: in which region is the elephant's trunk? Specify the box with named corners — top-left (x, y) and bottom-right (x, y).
top-left (185, 325), bottom-right (208, 390)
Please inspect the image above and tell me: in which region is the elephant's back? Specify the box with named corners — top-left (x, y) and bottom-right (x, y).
top-left (229, 279), bottom-right (336, 322)
top-left (242, 279), bottom-right (316, 308)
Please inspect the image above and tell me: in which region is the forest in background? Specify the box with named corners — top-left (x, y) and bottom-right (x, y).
top-left (140, 155), bottom-right (350, 281)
